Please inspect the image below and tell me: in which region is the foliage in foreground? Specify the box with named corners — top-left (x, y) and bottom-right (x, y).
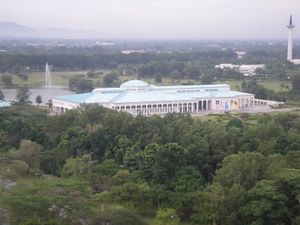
top-left (0, 104), bottom-right (300, 224)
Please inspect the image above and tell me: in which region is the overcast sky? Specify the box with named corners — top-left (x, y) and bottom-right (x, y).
top-left (0, 0), bottom-right (299, 40)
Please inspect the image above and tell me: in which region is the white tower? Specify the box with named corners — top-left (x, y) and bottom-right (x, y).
top-left (287, 15), bottom-right (295, 61)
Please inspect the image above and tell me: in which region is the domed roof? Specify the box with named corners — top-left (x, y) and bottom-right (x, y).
top-left (120, 80), bottom-right (150, 88)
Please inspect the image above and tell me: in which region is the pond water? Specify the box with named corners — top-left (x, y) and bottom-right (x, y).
top-left (2, 85), bottom-right (74, 106)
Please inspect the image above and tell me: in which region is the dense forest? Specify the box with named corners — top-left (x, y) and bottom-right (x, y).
top-left (0, 42), bottom-right (299, 79)
top-left (0, 104), bottom-right (300, 225)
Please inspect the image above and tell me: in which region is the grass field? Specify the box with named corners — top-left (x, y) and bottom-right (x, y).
top-left (214, 79), bottom-right (292, 92)
top-left (0, 71), bottom-right (87, 87)
top-left (0, 71), bottom-right (292, 94)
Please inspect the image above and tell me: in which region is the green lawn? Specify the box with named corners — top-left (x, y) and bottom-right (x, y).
top-left (0, 71), bottom-right (87, 86)
top-left (214, 79), bottom-right (292, 92)
top-left (0, 71), bottom-right (292, 94)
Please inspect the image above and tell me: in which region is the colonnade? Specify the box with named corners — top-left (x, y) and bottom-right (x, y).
top-left (52, 97), bottom-right (271, 115)
top-left (250, 99), bottom-right (268, 106)
top-left (112, 100), bottom-right (212, 115)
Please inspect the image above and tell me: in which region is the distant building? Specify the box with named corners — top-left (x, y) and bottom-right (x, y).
top-left (239, 64), bottom-right (265, 77)
top-left (215, 64), bottom-right (265, 76)
top-left (121, 50), bottom-right (146, 54)
top-left (52, 80), bottom-right (279, 115)
top-left (235, 51), bottom-right (246, 59)
top-left (95, 41), bottom-right (114, 46)
top-left (215, 64), bottom-right (240, 70)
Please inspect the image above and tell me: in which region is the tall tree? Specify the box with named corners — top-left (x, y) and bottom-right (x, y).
top-left (0, 89), bottom-right (4, 100)
top-left (1, 75), bottom-right (13, 88)
top-left (16, 86), bottom-right (31, 103)
top-left (35, 95), bottom-right (42, 106)
top-left (103, 73), bottom-right (119, 87)
top-left (153, 143), bottom-right (186, 184)
top-left (291, 74), bottom-right (300, 91)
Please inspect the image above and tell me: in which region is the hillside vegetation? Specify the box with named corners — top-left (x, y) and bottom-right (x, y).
top-left (0, 104), bottom-right (300, 225)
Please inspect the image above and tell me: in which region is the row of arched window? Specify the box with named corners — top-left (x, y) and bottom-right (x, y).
top-left (112, 101), bottom-right (212, 114)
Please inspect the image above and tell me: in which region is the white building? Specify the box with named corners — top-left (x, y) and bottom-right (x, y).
top-left (215, 64), bottom-right (265, 76)
top-left (239, 64), bottom-right (265, 76)
top-left (215, 64), bottom-right (240, 70)
top-left (52, 80), bottom-right (278, 115)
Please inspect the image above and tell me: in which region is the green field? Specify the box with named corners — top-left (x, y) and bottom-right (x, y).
top-left (0, 71), bottom-right (87, 87)
top-left (0, 71), bottom-right (292, 94)
top-left (214, 79), bottom-right (292, 92)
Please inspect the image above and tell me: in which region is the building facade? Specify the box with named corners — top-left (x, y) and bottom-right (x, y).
top-left (52, 80), bottom-right (278, 115)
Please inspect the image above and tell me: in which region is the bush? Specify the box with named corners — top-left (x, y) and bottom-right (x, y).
top-left (92, 210), bottom-right (148, 225)
top-left (8, 160), bottom-right (29, 177)
top-left (156, 208), bottom-right (179, 225)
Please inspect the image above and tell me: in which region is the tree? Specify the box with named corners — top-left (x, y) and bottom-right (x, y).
top-left (13, 63), bottom-right (22, 74)
top-left (155, 74), bottom-right (162, 83)
top-left (103, 73), bottom-right (119, 87)
top-left (291, 74), bottom-right (300, 91)
top-left (286, 151), bottom-right (300, 169)
top-left (0, 89), bottom-right (4, 100)
top-left (170, 70), bottom-right (181, 79)
top-left (138, 143), bottom-right (160, 181)
top-left (8, 160), bottom-right (29, 177)
top-left (183, 65), bottom-right (201, 79)
top-left (225, 117), bottom-right (244, 130)
top-left (35, 95), bottom-right (42, 106)
top-left (113, 135), bottom-right (132, 164)
top-left (87, 70), bottom-right (96, 78)
top-left (61, 154), bottom-right (92, 177)
top-left (241, 180), bottom-right (290, 225)
top-left (292, 216), bottom-right (300, 225)
top-left (215, 152), bottom-right (265, 190)
top-left (17, 73), bottom-right (28, 81)
top-left (47, 99), bottom-right (53, 108)
top-left (192, 183), bottom-right (226, 225)
top-left (170, 166), bottom-right (204, 193)
top-left (8, 140), bottom-right (42, 170)
top-left (200, 72), bottom-right (214, 84)
top-left (169, 167), bottom-right (204, 219)
top-left (1, 75), bottom-right (13, 87)
top-left (192, 183), bottom-right (246, 225)
top-left (57, 126), bottom-right (91, 157)
top-left (69, 77), bottom-right (94, 93)
top-left (153, 143), bottom-right (186, 184)
top-left (16, 86), bottom-right (31, 103)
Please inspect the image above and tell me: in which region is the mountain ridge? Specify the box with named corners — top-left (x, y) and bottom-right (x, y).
top-left (0, 21), bottom-right (95, 39)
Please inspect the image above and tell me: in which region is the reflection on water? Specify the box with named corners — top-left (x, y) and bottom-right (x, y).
top-left (2, 85), bottom-right (74, 106)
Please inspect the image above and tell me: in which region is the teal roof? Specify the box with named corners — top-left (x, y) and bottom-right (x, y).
top-left (56, 93), bottom-right (94, 103)
top-left (0, 100), bottom-right (11, 107)
top-left (54, 81), bottom-right (254, 105)
top-left (85, 92), bottom-right (121, 103)
top-left (111, 90), bottom-right (252, 104)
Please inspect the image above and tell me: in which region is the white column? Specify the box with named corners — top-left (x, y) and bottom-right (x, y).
top-left (288, 28), bottom-right (293, 61)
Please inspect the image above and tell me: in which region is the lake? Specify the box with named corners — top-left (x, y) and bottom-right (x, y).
top-left (1, 86), bottom-right (74, 105)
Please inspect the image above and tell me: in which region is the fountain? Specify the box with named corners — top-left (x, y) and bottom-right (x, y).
top-left (2, 62), bottom-right (74, 105)
top-left (45, 63), bottom-right (52, 87)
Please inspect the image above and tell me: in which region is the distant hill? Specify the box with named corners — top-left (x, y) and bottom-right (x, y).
top-left (0, 21), bottom-right (37, 37)
top-left (0, 21), bottom-right (95, 39)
